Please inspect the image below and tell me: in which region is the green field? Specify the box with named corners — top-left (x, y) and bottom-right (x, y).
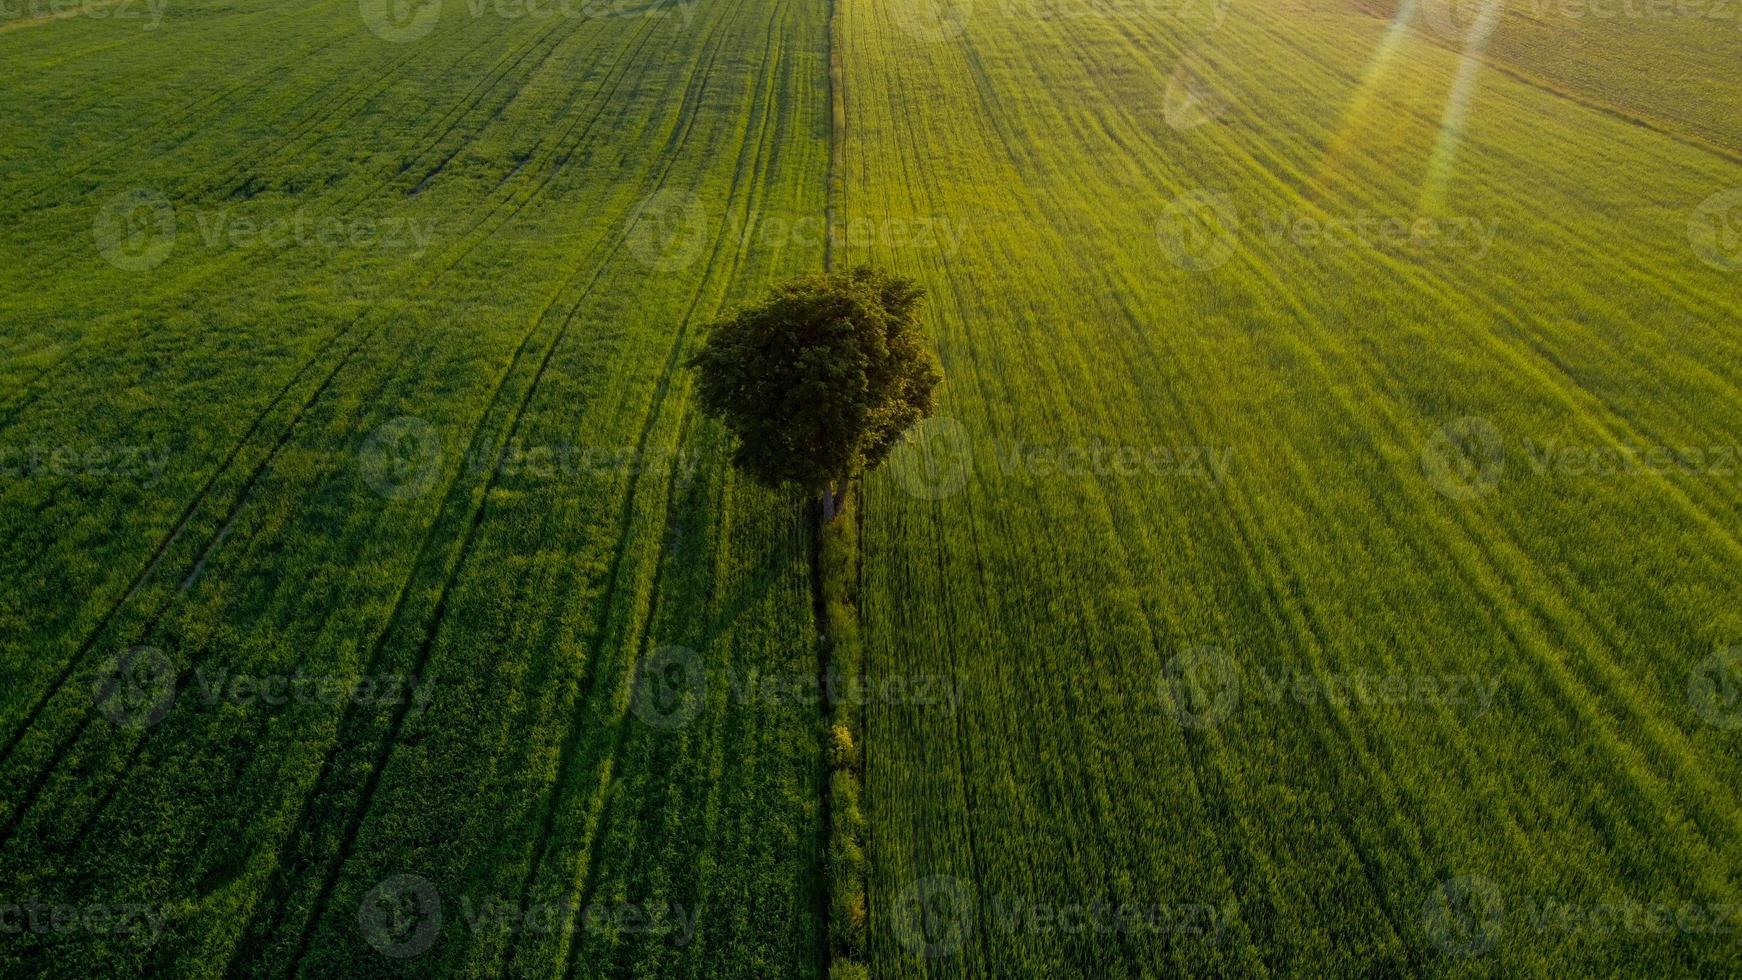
top-left (2, 0), bottom-right (1740, 975)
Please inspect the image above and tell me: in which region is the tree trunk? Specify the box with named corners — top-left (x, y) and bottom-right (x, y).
top-left (821, 479), bottom-right (849, 523)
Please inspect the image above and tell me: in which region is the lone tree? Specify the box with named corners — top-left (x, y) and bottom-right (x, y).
top-left (690, 267), bottom-right (942, 520)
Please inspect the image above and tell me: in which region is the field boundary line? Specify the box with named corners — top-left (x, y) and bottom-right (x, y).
top-left (1345, 0), bottom-right (1742, 166)
top-left (815, 0), bottom-right (871, 973)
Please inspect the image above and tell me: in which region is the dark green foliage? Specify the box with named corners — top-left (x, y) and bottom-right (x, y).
top-left (689, 267), bottom-right (941, 500)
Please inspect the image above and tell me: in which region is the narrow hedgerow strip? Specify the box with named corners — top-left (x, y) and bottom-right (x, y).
top-left (820, 488), bottom-right (869, 980)
top-left (819, 0), bottom-right (867, 970)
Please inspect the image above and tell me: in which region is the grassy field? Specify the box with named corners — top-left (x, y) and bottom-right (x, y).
top-left (0, 0), bottom-right (832, 975)
top-left (3, 0), bottom-right (1741, 976)
top-left (839, 0), bottom-right (1742, 975)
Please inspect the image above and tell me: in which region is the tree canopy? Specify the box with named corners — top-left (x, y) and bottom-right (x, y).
top-left (690, 267), bottom-right (942, 507)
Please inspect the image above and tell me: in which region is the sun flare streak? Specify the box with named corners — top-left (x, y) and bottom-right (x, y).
top-left (1420, 0), bottom-right (1507, 212)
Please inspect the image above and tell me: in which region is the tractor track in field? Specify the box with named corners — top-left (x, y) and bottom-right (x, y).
top-left (869, 23), bottom-right (1004, 960)
top-left (0, 15), bottom-right (564, 429)
top-left (551, 90), bottom-right (782, 980)
top-left (1213, 212), bottom-right (1742, 891)
top-left (553, 411), bottom-right (700, 980)
top-left (252, 9), bottom-right (757, 969)
top-left (939, 18), bottom-right (1292, 960)
top-left (1093, 265), bottom-right (1446, 969)
top-left (0, 27), bottom-right (634, 874)
top-left (1044, 15), bottom-right (1429, 959)
top-left (2, 10), bottom-right (538, 351)
top-left (850, 2), bottom-right (1740, 963)
top-left (0, 16), bottom-right (585, 770)
top-left (491, 2), bottom-right (791, 971)
top-left (203, 15), bottom-right (685, 973)
top-left (854, 25), bottom-right (998, 968)
top-left (860, 11), bottom-right (1426, 965)
top-left (1344, 0), bottom-right (1742, 167)
top-left (814, 0), bottom-right (846, 965)
top-left (1083, 5), bottom-right (1742, 860)
top-left (0, 0), bottom-right (356, 208)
